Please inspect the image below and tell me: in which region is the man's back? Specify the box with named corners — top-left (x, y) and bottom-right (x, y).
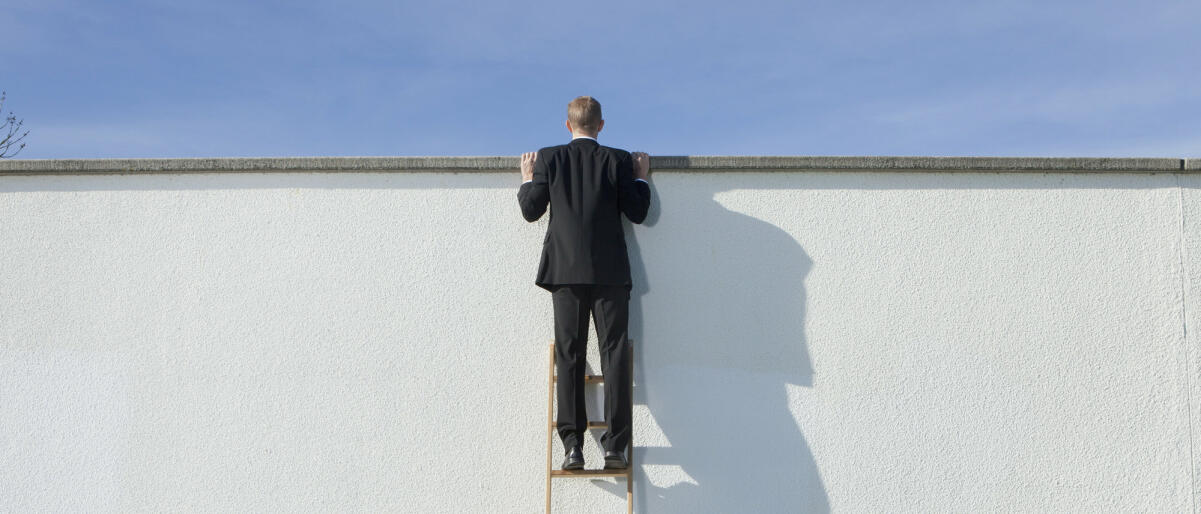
top-left (518, 137), bottom-right (651, 291)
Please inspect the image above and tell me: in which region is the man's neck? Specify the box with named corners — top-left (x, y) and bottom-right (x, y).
top-left (571, 133), bottom-right (597, 141)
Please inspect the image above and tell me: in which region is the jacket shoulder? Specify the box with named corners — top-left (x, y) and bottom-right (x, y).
top-left (598, 145), bottom-right (631, 159)
top-left (536, 144), bottom-right (569, 157)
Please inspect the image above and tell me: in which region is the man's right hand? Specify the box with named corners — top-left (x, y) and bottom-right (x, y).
top-left (632, 152), bottom-right (650, 180)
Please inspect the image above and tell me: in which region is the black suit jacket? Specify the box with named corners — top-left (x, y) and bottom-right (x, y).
top-left (518, 138), bottom-right (652, 291)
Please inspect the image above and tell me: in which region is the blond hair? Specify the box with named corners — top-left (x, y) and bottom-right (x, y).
top-left (567, 96), bottom-right (602, 134)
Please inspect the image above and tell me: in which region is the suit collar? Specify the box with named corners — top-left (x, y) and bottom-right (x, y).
top-left (569, 137), bottom-right (598, 146)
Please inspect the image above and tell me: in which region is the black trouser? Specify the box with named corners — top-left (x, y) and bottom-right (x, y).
top-left (552, 284), bottom-right (632, 453)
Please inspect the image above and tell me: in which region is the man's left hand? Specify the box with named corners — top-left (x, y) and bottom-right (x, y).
top-left (521, 152), bottom-right (537, 182)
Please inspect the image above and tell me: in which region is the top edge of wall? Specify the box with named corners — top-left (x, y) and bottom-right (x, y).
top-left (0, 156), bottom-right (1192, 175)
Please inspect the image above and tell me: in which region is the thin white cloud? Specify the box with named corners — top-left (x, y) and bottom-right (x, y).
top-left (26, 123), bottom-right (171, 158)
top-left (1066, 132), bottom-right (1201, 158)
top-left (871, 79), bottom-right (1198, 127)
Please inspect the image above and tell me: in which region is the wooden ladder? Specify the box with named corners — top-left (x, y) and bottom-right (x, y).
top-left (545, 340), bottom-right (634, 513)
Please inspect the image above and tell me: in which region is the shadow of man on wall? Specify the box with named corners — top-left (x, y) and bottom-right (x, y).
top-left (616, 176), bottom-right (828, 512)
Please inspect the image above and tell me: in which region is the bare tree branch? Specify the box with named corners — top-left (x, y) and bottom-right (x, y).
top-left (1, 91), bottom-right (30, 158)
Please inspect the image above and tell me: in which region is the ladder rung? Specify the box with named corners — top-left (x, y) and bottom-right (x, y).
top-left (552, 375), bottom-right (604, 383)
top-left (553, 421), bottom-right (607, 429)
top-left (551, 468), bottom-right (631, 478)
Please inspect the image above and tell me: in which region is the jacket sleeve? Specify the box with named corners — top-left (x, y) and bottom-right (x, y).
top-left (616, 152), bottom-right (651, 224)
top-left (517, 150), bottom-right (550, 222)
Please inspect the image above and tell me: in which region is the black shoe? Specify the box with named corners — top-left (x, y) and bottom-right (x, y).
top-left (561, 446), bottom-right (584, 470)
top-left (603, 450), bottom-right (628, 469)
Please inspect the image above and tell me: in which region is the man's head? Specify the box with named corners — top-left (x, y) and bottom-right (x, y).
top-left (566, 96), bottom-right (604, 137)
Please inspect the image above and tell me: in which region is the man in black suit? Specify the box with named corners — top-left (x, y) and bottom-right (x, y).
top-left (518, 96), bottom-right (652, 470)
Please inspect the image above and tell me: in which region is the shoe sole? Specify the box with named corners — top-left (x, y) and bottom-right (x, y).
top-left (562, 461), bottom-right (584, 470)
top-left (603, 457), bottom-right (628, 469)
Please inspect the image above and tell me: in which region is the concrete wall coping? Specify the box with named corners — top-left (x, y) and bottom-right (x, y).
top-left (0, 156), bottom-right (1193, 175)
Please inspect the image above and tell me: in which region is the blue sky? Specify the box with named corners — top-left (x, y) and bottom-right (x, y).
top-left (4, 0), bottom-right (1200, 158)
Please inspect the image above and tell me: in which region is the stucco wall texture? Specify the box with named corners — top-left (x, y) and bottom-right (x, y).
top-left (1, 157), bottom-right (1199, 513)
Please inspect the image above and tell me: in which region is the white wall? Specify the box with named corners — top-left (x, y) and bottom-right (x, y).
top-left (1, 167), bottom-right (1198, 512)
